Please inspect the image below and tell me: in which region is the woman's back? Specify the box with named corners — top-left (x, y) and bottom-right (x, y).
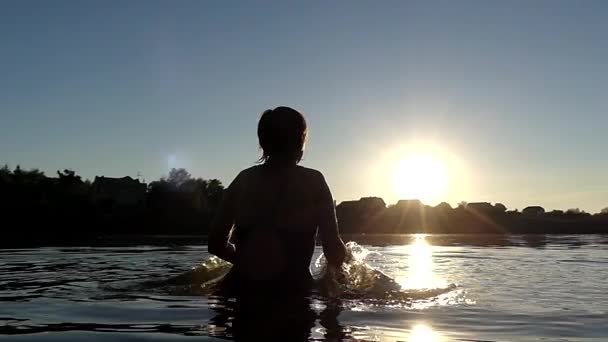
top-left (208, 107), bottom-right (346, 296)
top-left (233, 164), bottom-right (325, 231)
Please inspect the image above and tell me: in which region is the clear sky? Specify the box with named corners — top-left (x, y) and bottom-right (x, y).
top-left (1, 1), bottom-right (607, 212)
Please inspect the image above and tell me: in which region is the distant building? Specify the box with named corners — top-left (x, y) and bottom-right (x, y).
top-left (337, 200), bottom-right (359, 209)
top-left (336, 197), bottom-right (387, 233)
top-left (466, 202), bottom-right (495, 214)
top-left (358, 197), bottom-right (386, 212)
top-left (337, 197), bottom-right (386, 215)
top-left (395, 199), bottom-right (423, 209)
top-left (92, 176), bottom-right (146, 207)
top-left (523, 206), bottom-right (545, 216)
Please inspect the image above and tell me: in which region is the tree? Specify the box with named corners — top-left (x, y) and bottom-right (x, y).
top-left (11, 166), bottom-right (45, 185)
top-left (11, 165), bottom-right (32, 184)
top-left (0, 164), bottom-right (11, 183)
top-left (205, 179), bottom-right (224, 210)
top-left (600, 207), bottom-right (608, 215)
top-left (494, 203), bottom-right (507, 213)
top-left (147, 169), bottom-right (223, 213)
top-left (435, 202), bottom-right (452, 211)
top-left (566, 208), bottom-right (584, 214)
top-left (565, 208), bottom-right (589, 218)
top-left (167, 168), bottom-right (192, 188)
top-left (0, 164), bottom-right (10, 175)
top-left (57, 169), bottom-right (82, 184)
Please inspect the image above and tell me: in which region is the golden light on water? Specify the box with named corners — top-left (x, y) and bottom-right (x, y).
top-left (396, 234), bottom-right (447, 290)
top-left (409, 324), bottom-right (444, 342)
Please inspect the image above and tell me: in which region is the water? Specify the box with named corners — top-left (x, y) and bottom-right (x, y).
top-left (1, 234), bottom-right (607, 341)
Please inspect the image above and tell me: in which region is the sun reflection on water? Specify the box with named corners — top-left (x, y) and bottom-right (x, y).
top-left (396, 234), bottom-right (447, 290)
top-left (409, 324), bottom-right (445, 342)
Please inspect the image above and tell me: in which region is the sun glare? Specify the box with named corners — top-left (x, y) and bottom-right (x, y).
top-left (393, 153), bottom-right (448, 204)
top-left (396, 234), bottom-right (446, 290)
top-left (372, 142), bottom-right (469, 206)
top-left (409, 324), bottom-right (444, 342)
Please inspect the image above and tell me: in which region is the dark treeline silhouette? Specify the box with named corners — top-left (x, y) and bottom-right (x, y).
top-left (1, 165), bottom-right (607, 246)
top-left (0, 165), bottom-right (224, 246)
top-left (336, 198), bottom-right (608, 235)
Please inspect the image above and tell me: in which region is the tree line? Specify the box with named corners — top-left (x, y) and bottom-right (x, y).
top-left (0, 165), bottom-right (224, 246)
top-left (336, 198), bottom-right (608, 235)
top-left (1, 164), bottom-right (607, 246)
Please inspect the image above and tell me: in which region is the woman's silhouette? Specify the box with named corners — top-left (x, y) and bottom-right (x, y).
top-left (208, 106), bottom-right (346, 296)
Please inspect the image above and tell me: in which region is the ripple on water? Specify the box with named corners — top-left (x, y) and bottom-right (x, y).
top-left (1, 235), bottom-right (607, 341)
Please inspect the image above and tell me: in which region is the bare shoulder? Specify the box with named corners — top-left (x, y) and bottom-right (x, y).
top-left (228, 165), bottom-right (263, 188)
top-left (295, 166), bottom-right (327, 185)
top-left (295, 165), bottom-right (322, 176)
top-left (236, 165), bottom-right (263, 177)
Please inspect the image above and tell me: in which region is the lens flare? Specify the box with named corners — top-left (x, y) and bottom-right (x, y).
top-left (409, 324), bottom-right (444, 342)
top-left (371, 142), bottom-right (471, 207)
top-left (396, 234), bottom-right (447, 290)
top-left (393, 154), bottom-right (448, 204)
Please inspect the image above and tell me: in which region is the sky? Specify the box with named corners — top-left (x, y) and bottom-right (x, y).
top-left (1, 1), bottom-right (607, 212)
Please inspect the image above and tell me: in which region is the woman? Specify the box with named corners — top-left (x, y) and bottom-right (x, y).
top-left (208, 106), bottom-right (346, 296)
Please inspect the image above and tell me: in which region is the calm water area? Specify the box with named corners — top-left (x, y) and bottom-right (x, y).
top-left (1, 234), bottom-right (607, 341)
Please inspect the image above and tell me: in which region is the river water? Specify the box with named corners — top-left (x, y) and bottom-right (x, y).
top-left (1, 234), bottom-right (607, 341)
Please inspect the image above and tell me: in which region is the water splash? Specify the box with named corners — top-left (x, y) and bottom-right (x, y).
top-left (140, 242), bottom-right (457, 300)
top-left (119, 256), bottom-right (233, 295)
top-left (312, 242), bottom-right (457, 300)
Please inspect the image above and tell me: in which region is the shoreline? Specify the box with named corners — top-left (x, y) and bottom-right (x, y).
top-left (2, 232), bottom-right (606, 249)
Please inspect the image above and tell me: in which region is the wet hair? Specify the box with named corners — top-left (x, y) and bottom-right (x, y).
top-left (257, 106), bottom-right (308, 164)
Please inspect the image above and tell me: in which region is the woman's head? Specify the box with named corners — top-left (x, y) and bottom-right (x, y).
top-left (257, 106), bottom-right (308, 164)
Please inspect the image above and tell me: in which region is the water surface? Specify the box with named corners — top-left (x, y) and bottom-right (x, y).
top-left (1, 234), bottom-right (607, 341)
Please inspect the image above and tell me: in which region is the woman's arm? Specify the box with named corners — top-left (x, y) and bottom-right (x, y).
top-left (208, 173), bottom-right (240, 263)
top-left (316, 171), bottom-right (347, 267)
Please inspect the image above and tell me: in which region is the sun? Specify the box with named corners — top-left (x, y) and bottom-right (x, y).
top-left (371, 142), bottom-right (469, 206)
top-left (392, 153), bottom-right (448, 204)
